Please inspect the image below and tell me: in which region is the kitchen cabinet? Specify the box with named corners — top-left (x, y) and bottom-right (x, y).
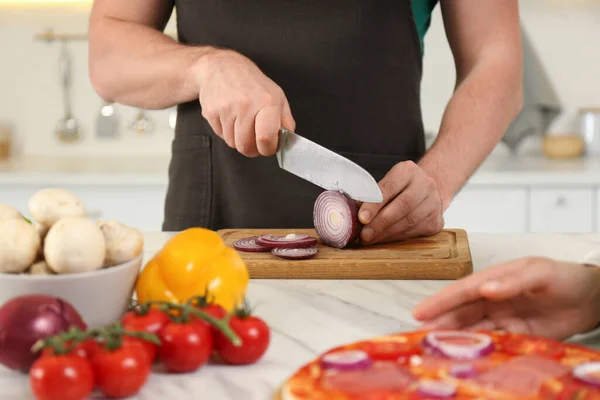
top-left (2, 184), bottom-right (167, 232)
top-left (3, 181), bottom-right (600, 234)
top-left (443, 187), bottom-right (528, 232)
top-left (529, 187), bottom-right (595, 233)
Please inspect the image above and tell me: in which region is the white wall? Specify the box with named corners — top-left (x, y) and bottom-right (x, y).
top-left (421, 0), bottom-right (600, 137)
top-left (1, 0), bottom-right (599, 157)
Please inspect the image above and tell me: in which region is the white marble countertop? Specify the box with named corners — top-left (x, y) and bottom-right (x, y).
top-left (3, 153), bottom-right (600, 186)
top-left (1, 231), bottom-right (600, 400)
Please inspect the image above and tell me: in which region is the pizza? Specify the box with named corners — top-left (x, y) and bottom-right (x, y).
top-left (278, 330), bottom-right (600, 399)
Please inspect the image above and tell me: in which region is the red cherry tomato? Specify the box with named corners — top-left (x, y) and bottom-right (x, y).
top-left (29, 354), bottom-right (94, 400)
top-left (158, 320), bottom-right (213, 372)
top-left (90, 341), bottom-right (152, 398)
top-left (193, 303), bottom-right (228, 336)
top-left (122, 307), bottom-right (169, 362)
top-left (215, 314), bottom-right (270, 365)
top-left (197, 304), bottom-right (227, 320)
top-left (42, 339), bottom-right (99, 360)
top-left (122, 335), bottom-right (157, 364)
top-left (122, 307), bottom-right (170, 336)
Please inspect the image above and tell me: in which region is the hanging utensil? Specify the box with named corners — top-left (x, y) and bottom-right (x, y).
top-left (130, 109), bottom-right (154, 134)
top-left (95, 101), bottom-right (120, 138)
top-left (54, 40), bottom-right (81, 143)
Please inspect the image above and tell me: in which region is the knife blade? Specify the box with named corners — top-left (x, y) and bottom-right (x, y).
top-left (276, 127), bottom-right (383, 203)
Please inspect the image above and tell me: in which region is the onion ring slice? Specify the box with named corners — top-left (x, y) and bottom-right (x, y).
top-left (232, 236), bottom-right (271, 252)
top-left (321, 350), bottom-right (372, 371)
top-left (423, 331), bottom-right (493, 360)
top-left (256, 233), bottom-right (317, 249)
top-left (272, 246), bottom-right (318, 260)
top-left (416, 380), bottom-right (457, 398)
top-left (573, 362), bottom-right (600, 387)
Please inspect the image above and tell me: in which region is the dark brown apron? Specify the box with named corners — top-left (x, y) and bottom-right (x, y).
top-left (163, 0), bottom-right (426, 231)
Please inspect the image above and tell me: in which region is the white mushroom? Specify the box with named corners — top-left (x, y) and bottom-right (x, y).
top-left (29, 188), bottom-right (86, 228)
top-left (0, 203), bottom-right (22, 220)
top-left (29, 260), bottom-right (54, 275)
top-left (0, 218), bottom-right (41, 273)
top-left (34, 223), bottom-right (49, 258)
top-left (96, 219), bottom-right (144, 266)
top-left (44, 217), bottom-right (106, 274)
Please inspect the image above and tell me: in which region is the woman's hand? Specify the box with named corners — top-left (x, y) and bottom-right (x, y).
top-left (413, 257), bottom-right (600, 340)
top-left (358, 161), bottom-right (444, 244)
top-left (193, 49), bottom-right (295, 157)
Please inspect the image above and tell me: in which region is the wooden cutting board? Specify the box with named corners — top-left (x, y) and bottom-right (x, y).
top-left (218, 228), bottom-right (472, 280)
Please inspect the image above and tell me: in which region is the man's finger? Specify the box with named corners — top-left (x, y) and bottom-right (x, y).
top-left (255, 105), bottom-right (281, 156)
top-left (361, 181), bottom-right (428, 243)
top-left (412, 258), bottom-right (534, 321)
top-left (281, 98), bottom-right (296, 132)
top-left (418, 300), bottom-right (486, 331)
top-left (220, 114), bottom-right (236, 148)
top-left (234, 113), bottom-right (259, 157)
top-left (371, 195), bottom-right (436, 243)
top-left (358, 162), bottom-right (414, 227)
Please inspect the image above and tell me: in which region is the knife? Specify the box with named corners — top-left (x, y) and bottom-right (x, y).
top-left (276, 127), bottom-right (383, 203)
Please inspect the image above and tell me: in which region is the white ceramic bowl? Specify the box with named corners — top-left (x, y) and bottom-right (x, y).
top-left (0, 254), bottom-right (143, 329)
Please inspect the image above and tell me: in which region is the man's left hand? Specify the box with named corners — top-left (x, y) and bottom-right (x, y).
top-left (358, 161), bottom-right (444, 244)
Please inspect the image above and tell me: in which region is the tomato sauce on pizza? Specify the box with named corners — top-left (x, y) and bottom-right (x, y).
top-left (278, 330), bottom-right (600, 400)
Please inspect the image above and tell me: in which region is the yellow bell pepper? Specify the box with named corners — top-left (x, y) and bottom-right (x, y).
top-left (135, 228), bottom-right (249, 312)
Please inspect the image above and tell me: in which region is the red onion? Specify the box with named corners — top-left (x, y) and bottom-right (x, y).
top-left (573, 362), bottom-right (600, 387)
top-left (233, 236), bottom-right (271, 252)
top-left (313, 190), bottom-right (361, 248)
top-left (256, 233), bottom-right (317, 249)
top-left (449, 363), bottom-right (478, 378)
top-left (0, 295), bottom-right (86, 372)
top-left (321, 350), bottom-right (372, 371)
top-left (423, 331), bottom-right (493, 360)
top-left (272, 246), bottom-right (318, 260)
top-left (417, 380), bottom-right (457, 398)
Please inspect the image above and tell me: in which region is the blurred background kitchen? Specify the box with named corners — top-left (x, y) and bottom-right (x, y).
top-left (1, 0), bottom-right (600, 234)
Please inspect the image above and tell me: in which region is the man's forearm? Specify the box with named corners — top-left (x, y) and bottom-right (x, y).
top-left (89, 16), bottom-right (213, 109)
top-left (418, 59), bottom-right (523, 210)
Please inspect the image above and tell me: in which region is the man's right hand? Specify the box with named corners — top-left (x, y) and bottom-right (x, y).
top-left (192, 49), bottom-right (295, 157)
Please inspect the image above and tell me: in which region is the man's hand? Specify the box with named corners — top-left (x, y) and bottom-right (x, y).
top-left (358, 161), bottom-right (444, 244)
top-left (412, 257), bottom-right (600, 340)
top-left (192, 50), bottom-right (295, 158)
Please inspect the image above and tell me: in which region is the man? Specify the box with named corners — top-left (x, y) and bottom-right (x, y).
top-left (413, 255), bottom-right (600, 340)
top-left (88, 1), bottom-right (522, 244)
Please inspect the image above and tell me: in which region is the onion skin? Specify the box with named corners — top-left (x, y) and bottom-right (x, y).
top-left (313, 190), bottom-right (362, 249)
top-left (0, 295), bottom-right (86, 372)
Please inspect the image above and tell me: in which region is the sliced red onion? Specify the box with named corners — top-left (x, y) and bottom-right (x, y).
top-left (232, 236), bottom-right (271, 252)
top-left (256, 233), bottom-right (317, 249)
top-left (423, 331), bottom-right (493, 360)
top-left (313, 190), bottom-right (362, 249)
top-left (272, 246), bottom-right (318, 260)
top-left (321, 350), bottom-right (372, 371)
top-left (449, 363), bottom-right (478, 378)
top-left (417, 380), bottom-right (457, 398)
top-left (573, 362), bottom-right (600, 387)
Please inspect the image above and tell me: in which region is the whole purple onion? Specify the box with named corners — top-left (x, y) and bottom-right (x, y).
top-left (0, 295), bottom-right (86, 372)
